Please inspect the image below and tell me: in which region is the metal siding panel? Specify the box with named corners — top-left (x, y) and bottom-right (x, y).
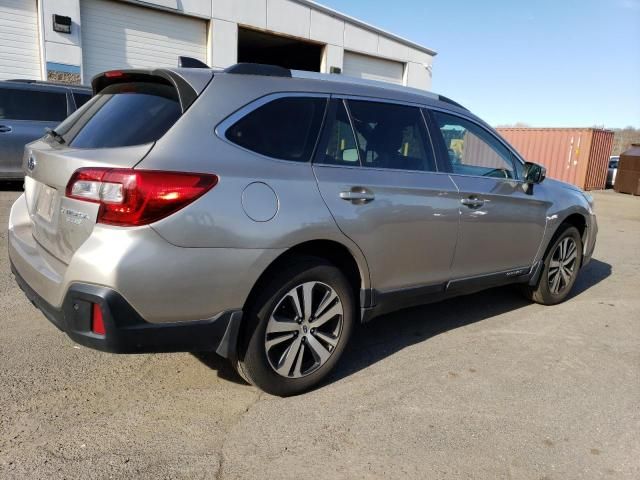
top-left (0, 0), bottom-right (41, 80)
top-left (80, 0), bottom-right (207, 83)
top-left (343, 51), bottom-right (404, 85)
top-left (584, 129), bottom-right (614, 190)
top-left (497, 128), bottom-right (614, 190)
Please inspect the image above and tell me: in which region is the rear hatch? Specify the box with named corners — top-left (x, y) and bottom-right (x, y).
top-left (24, 69), bottom-right (213, 264)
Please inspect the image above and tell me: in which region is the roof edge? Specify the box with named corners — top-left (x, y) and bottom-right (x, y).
top-left (293, 0), bottom-right (437, 57)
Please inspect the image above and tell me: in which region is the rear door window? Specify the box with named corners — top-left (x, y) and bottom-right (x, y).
top-left (60, 82), bottom-right (182, 149)
top-left (225, 97), bottom-right (327, 162)
top-left (73, 92), bottom-right (92, 109)
top-left (314, 100), bottom-right (360, 166)
top-left (0, 88), bottom-right (67, 121)
top-left (346, 100), bottom-right (436, 172)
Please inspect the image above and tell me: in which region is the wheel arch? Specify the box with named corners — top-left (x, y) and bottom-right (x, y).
top-left (540, 211), bottom-right (588, 266)
top-left (561, 212), bottom-right (587, 239)
top-left (242, 239), bottom-right (371, 316)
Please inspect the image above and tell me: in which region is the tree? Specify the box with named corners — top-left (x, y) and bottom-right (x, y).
top-left (611, 127), bottom-right (640, 156)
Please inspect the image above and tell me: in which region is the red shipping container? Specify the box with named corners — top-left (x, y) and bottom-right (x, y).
top-left (496, 128), bottom-right (614, 190)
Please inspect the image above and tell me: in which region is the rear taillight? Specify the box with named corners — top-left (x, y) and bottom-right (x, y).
top-left (66, 168), bottom-right (218, 226)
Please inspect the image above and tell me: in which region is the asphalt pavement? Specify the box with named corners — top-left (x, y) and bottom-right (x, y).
top-left (1, 186), bottom-right (638, 479)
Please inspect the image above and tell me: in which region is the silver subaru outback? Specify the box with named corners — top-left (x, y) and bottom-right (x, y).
top-left (9, 64), bottom-right (597, 396)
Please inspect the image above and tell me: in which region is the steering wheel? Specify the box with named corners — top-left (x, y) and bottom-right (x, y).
top-left (482, 168), bottom-right (510, 179)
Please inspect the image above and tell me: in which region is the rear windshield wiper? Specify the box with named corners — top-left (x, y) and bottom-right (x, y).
top-left (45, 128), bottom-right (65, 145)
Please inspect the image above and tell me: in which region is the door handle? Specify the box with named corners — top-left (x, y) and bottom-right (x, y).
top-left (0, 125), bottom-right (13, 133)
top-left (461, 196), bottom-right (484, 208)
top-left (340, 187), bottom-right (375, 203)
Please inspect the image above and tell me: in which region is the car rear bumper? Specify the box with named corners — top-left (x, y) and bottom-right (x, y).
top-left (8, 193), bottom-right (282, 323)
top-left (11, 260), bottom-right (242, 355)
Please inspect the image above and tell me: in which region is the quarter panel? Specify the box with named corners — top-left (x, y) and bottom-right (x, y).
top-left (139, 75), bottom-right (372, 289)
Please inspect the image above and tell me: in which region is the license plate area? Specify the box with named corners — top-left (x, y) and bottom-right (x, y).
top-left (35, 183), bottom-right (58, 223)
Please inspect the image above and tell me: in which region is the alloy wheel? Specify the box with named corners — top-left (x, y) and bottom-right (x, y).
top-left (548, 237), bottom-right (578, 295)
top-left (264, 281), bottom-right (343, 378)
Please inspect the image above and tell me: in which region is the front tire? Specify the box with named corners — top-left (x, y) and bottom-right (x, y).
top-left (525, 225), bottom-right (583, 305)
top-left (236, 256), bottom-right (355, 396)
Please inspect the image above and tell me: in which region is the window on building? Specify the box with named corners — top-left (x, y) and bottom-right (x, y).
top-left (226, 97), bottom-right (327, 162)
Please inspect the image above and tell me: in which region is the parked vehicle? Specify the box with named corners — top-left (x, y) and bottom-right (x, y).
top-left (0, 80), bottom-right (91, 180)
top-left (607, 156), bottom-right (619, 188)
top-left (9, 64), bottom-right (598, 395)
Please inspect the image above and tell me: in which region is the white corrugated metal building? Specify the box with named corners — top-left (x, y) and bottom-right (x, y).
top-left (0, 0), bottom-right (436, 89)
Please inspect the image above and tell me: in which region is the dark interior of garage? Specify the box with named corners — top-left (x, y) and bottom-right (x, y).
top-left (238, 28), bottom-right (322, 72)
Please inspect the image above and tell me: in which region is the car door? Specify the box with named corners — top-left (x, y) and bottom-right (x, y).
top-left (313, 97), bottom-right (460, 298)
top-left (0, 85), bottom-right (68, 179)
top-left (426, 108), bottom-right (548, 280)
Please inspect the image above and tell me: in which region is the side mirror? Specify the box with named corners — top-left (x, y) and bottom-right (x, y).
top-left (524, 162), bottom-right (546, 184)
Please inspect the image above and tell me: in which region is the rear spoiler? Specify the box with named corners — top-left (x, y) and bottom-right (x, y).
top-left (91, 68), bottom-right (214, 112)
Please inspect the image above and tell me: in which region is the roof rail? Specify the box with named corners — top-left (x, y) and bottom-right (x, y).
top-left (220, 64), bottom-right (468, 111)
top-left (437, 95), bottom-right (467, 110)
top-left (178, 56), bottom-right (209, 69)
top-left (224, 63), bottom-right (292, 78)
top-left (290, 70), bottom-right (444, 102)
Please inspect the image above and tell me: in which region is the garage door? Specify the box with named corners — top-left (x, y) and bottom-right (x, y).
top-left (0, 0), bottom-right (41, 80)
top-left (343, 52), bottom-right (404, 85)
top-left (80, 0), bottom-right (207, 83)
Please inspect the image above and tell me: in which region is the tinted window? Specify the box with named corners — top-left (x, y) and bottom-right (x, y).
top-left (0, 88), bottom-right (67, 121)
top-left (62, 82), bottom-right (181, 149)
top-left (226, 97), bottom-right (326, 162)
top-left (347, 100), bottom-right (435, 172)
top-left (431, 111), bottom-right (516, 179)
top-left (315, 100), bottom-right (360, 166)
top-left (73, 92), bottom-right (92, 109)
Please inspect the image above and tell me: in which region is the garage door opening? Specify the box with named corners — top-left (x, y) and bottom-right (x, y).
top-left (238, 28), bottom-right (322, 72)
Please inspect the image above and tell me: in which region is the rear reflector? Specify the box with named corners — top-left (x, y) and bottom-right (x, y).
top-left (92, 304), bottom-right (106, 335)
top-left (66, 168), bottom-right (218, 226)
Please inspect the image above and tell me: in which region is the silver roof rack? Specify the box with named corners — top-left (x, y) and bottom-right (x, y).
top-left (217, 64), bottom-right (468, 110)
top-left (290, 70), bottom-right (440, 101)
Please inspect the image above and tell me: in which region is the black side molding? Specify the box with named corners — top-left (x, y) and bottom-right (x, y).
top-left (12, 261), bottom-right (242, 356)
top-left (360, 265), bottom-right (536, 323)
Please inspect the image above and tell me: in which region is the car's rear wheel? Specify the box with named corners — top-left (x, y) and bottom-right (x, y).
top-left (524, 225), bottom-right (583, 305)
top-left (235, 256), bottom-right (355, 396)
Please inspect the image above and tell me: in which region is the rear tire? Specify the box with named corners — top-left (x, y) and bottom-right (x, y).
top-left (524, 225), bottom-right (583, 305)
top-left (235, 256), bottom-right (355, 396)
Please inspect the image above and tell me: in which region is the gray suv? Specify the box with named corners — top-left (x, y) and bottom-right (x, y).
top-left (9, 64), bottom-right (597, 395)
top-left (0, 80), bottom-right (91, 180)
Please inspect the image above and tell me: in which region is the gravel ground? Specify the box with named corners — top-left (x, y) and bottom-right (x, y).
top-left (0, 186), bottom-right (638, 479)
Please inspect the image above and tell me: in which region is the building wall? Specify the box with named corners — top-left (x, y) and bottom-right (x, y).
top-left (33, 0), bottom-right (435, 89)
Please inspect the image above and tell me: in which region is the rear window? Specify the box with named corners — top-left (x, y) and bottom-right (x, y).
top-left (0, 88), bottom-right (67, 121)
top-left (73, 92), bottom-right (92, 109)
top-left (225, 97), bottom-right (327, 162)
top-left (60, 82), bottom-right (181, 149)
